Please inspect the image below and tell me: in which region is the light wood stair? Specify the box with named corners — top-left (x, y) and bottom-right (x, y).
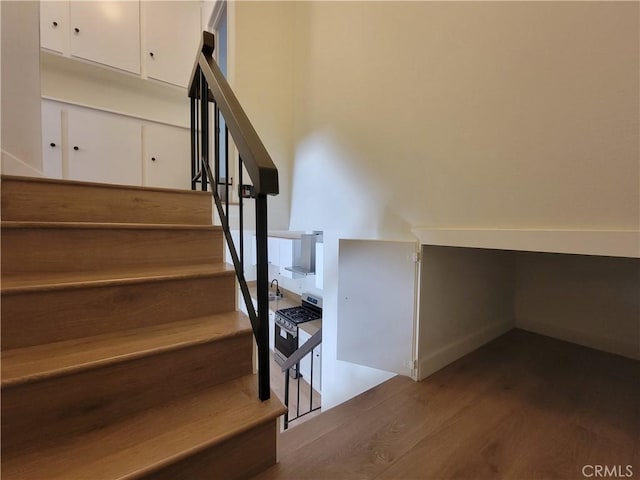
top-left (1, 175), bottom-right (285, 479)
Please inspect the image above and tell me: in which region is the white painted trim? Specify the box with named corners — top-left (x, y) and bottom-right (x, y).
top-left (1, 150), bottom-right (43, 177)
top-left (41, 96), bottom-right (190, 130)
top-left (412, 228), bottom-right (640, 259)
top-left (209, 0), bottom-right (226, 31)
top-left (517, 319), bottom-right (640, 361)
top-left (418, 320), bottom-right (512, 381)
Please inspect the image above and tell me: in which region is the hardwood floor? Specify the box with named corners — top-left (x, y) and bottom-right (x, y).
top-left (256, 329), bottom-right (639, 480)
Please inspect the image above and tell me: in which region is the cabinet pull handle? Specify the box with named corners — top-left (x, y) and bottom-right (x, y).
top-left (149, 52), bottom-right (154, 58)
top-left (151, 157), bottom-right (156, 162)
top-left (52, 21), bottom-right (58, 27)
top-left (73, 146), bottom-right (79, 151)
top-left (50, 142), bottom-right (57, 148)
top-left (74, 27), bottom-right (80, 34)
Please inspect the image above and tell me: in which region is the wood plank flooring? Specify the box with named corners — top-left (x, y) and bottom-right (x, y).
top-left (256, 329), bottom-right (639, 480)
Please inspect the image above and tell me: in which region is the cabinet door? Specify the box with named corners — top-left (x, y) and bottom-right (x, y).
top-left (67, 108), bottom-right (142, 186)
top-left (337, 240), bottom-right (418, 377)
top-left (69, 1), bottom-right (141, 74)
top-left (143, 124), bottom-right (190, 189)
top-left (41, 101), bottom-right (63, 179)
top-left (143, 2), bottom-right (201, 87)
top-left (40, 1), bottom-right (68, 54)
top-left (279, 239), bottom-right (294, 279)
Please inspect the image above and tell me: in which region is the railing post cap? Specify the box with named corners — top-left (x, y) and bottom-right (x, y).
top-left (202, 31), bottom-right (215, 57)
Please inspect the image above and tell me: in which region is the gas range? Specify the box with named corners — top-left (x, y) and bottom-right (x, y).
top-left (274, 293), bottom-right (322, 333)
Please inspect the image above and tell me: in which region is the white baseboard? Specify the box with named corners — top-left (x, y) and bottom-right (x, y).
top-left (1, 150), bottom-right (43, 177)
top-left (418, 320), bottom-right (512, 380)
top-left (517, 319), bottom-right (639, 360)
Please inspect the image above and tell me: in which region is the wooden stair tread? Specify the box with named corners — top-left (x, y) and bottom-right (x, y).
top-left (2, 312), bottom-right (252, 387)
top-left (1, 221), bottom-right (220, 230)
top-left (1, 375), bottom-right (286, 480)
top-left (0, 174), bottom-right (211, 196)
top-left (1, 263), bottom-right (235, 293)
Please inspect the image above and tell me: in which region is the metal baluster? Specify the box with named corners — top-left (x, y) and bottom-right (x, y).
top-left (195, 74), bottom-right (200, 189)
top-left (239, 156), bottom-right (244, 270)
top-left (310, 347), bottom-right (314, 412)
top-left (190, 95), bottom-right (196, 190)
top-left (255, 194), bottom-right (270, 401)
top-left (224, 125), bottom-right (230, 227)
top-left (284, 369), bottom-right (290, 430)
top-left (214, 103), bottom-right (220, 191)
top-left (200, 71), bottom-right (209, 192)
top-left (297, 362), bottom-right (302, 418)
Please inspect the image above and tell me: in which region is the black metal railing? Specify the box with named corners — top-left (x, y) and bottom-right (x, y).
top-left (188, 31), bottom-right (278, 401)
top-left (281, 328), bottom-right (322, 429)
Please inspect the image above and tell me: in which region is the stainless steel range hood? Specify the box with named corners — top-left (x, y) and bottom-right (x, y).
top-left (284, 233), bottom-right (318, 275)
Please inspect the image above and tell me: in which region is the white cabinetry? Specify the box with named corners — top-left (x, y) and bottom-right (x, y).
top-left (40, 1), bottom-right (68, 54)
top-left (278, 239), bottom-right (294, 279)
top-left (298, 328), bottom-right (321, 393)
top-left (40, 1), bottom-right (201, 84)
top-left (41, 100), bottom-right (191, 188)
top-left (41, 1), bottom-right (141, 74)
top-left (143, 2), bottom-right (201, 87)
top-left (41, 102), bottom-right (63, 179)
top-left (69, 1), bottom-right (141, 74)
top-left (67, 108), bottom-right (142, 186)
top-left (143, 124), bottom-right (190, 189)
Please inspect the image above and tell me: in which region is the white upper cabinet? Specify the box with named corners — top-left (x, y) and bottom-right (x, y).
top-left (40, 1), bottom-right (68, 54)
top-left (69, 1), bottom-right (141, 74)
top-left (143, 2), bottom-right (202, 87)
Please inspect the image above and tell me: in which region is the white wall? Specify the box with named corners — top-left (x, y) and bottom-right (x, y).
top-left (231, 1), bottom-right (295, 231)
top-left (290, 1), bottom-right (638, 232)
top-left (286, 2), bottom-right (639, 406)
top-left (514, 253), bottom-right (639, 360)
top-left (1, 1), bottom-right (43, 176)
top-left (41, 52), bottom-right (190, 128)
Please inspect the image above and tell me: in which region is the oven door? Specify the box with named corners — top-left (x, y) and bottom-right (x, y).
top-left (274, 320), bottom-right (297, 363)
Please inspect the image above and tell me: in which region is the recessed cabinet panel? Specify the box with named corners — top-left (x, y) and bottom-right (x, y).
top-left (143, 2), bottom-right (201, 87)
top-left (337, 240), bottom-right (418, 376)
top-left (143, 124), bottom-right (190, 189)
top-left (69, 1), bottom-right (141, 74)
top-left (40, 1), bottom-right (68, 54)
top-left (41, 102), bottom-right (63, 179)
top-left (67, 108), bottom-right (142, 186)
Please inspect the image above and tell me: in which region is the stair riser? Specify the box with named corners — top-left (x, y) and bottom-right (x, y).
top-left (1, 227), bottom-right (223, 275)
top-left (1, 275), bottom-right (236, 349)
top-left (1, 335), bottom-right (254, 454)
top-left (143, 421), bottom-right (277, 480)
top-left (1, 177), bottom-right (212, 225)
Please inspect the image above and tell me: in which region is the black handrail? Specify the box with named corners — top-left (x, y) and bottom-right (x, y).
top-left (188, 31), bottom-right (278, 401)
top-left (281, 328), bottom-right (322, 372)
top-left (188, 32), bottom-right (278, 196)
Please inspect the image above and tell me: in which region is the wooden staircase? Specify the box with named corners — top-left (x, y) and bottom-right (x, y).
top-left (1, 175), bottom-right (285, 480)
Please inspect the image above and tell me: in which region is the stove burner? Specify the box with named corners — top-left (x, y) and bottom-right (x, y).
top-left (276, 306), bottom-right (321, 325)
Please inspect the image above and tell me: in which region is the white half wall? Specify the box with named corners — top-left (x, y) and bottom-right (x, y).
top-left (1, 1), bottom-right (42, 175)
